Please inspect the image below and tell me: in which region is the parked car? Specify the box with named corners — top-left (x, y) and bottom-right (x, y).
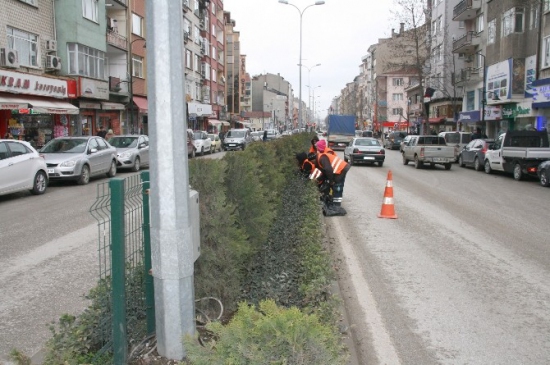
top-left (193, 130), bottom-right (212, 156)
top-left (108, 135), bottom-right (150, 172)
top-left (343, 137), bottom-right (385, 166)
top-left (207, 133), bottom-right (222, 152)
top-left (251, 131), bottom-right (263, 142)
top-left (223, 128), bottom-right (252, 151)
top-left (265, 129), bottom-right (280, 141)
top-left (439, 131), bottom-right (472, 162)
top-left (458, 138), bottom-right (494, 171)
top-left (40, 136), bottom-right (117, 185)
top-left (384, 132), bottom-right (408, 150)
top-left (187, 129), bottom-right (196, 158)
top-left (401, 135), bottom-right (455, 170)
top-left (538, 160), bottom-right (550, 187)
top-left (0, 139), bottom-right (48, 196)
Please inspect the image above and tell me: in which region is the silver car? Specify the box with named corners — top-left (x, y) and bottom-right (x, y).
top-left (0, 139), bottom-right (48, 196)
top-left (108, 135), bottom-right (150, 171)
top-left (223, 128), bottom-right (252, 151)
top-left (344, 137), bottom-right (385, 167)
top-left (40, 136), bottom-right (117, 185)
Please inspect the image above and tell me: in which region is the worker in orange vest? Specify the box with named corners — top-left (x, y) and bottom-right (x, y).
top-left (308, 135), bottom-right (319, 154)
top-left (315, 139), bottom-right (350, 208)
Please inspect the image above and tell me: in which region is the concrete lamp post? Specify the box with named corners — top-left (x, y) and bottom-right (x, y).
top-left (278, 0), bottom-right (325, 129)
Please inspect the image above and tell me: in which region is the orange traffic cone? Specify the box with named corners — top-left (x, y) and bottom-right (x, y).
top-left (378, 170), bottom-right (397, 219)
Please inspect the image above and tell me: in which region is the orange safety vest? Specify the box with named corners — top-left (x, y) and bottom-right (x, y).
top-left (317, 148), bottom-right (347, 175)
top-left (301, 160), bottom-right (323, 181)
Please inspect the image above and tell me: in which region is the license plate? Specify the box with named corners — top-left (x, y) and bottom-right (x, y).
top-left (47, 169), bottom-right (54, 174)
top-left (229, 144), bottom-right (236, 146)
top-left (433, 158), bottom-right (444, 162)
top-left (363, 156), bottom-right (374, 160)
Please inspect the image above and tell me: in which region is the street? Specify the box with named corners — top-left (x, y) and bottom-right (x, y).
top-left (329, 149), bottom-right (550, 365)
top-left (1, 147), bottom-right (549, 364)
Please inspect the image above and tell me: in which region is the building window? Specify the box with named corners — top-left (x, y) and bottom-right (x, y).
top-left (82, 0), bottom-right (99, 22)
top-left (132, 55), bottom-right (143, 78)
top-left (211, 46), bottom-right (216, 60)
top-left (7, 27), bottom-right (38, 67)
top-left (476, 13), bottom-right (484, 33)
top-left (194, 54), bottom-right (200, 72)
top-left (459, 20), bottom-right (465, 29)
top-left (194, 26), bottom-right (200, 44)
top-left (437, 16), bottom-right (442, 34)
top-left (487, 19), bottom-right (496, 44)
top-left (544, 36), bottom-right (550, 68)
top-left (544, 0), bottom-right (550, 13)
top-left (466, 90), bottom-right (475, 111)
top-left (393, 78), bottom-right (404, 86)
top-left (185, 49), bottom-right (192, 69)
top-left (392, 108), bottom-right (403, 116)
top-left (132, 13), bottom-right (143, 36)
top-left (392, 93), bottom-right (404, 101)
top-left (530, 5), bottom-right (539, 30)
top-left (502, 7), bottom-right (524, 37)
top-left (67, 43), bottom-right (105, 79)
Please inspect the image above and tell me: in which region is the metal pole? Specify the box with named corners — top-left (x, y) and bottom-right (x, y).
top-left (480, 52), bottom-right (486, 129)
top-left (146, 0), bottom-right (194, 359)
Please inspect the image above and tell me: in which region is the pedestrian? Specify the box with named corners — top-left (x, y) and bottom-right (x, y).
top-left (96, 126), bottom-right (107, 138)
top-left (296, 151), bottom-right (324, 183)
top-left (3, 132), bottom-right (14, 139)
top-left (471, 127), bottom-right (487, 140)
top-left (263, 130), bottom-right (268, 142)
top-left (315, 139), bottom-right (350, 212)
top-left (105, 129), bottom-right (114, 140)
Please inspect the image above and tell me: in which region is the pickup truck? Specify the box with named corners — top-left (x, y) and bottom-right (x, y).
top-left (401, 135), bottom-right (456, 170)
top-left (484, 130), bottom-right (550, 180)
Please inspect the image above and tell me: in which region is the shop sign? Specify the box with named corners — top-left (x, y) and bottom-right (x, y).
top-left (79, 101), bottom-right (101, 109)
top-left (524, 55), bottom-right (537, 98)
top-left (484, 105), bottom-right (502, 121)
top-left (78, 77), bottom-right (109, 100)
top-left (188, 101), bottom-right (212, 116)
top-left (457, 110), bottom-right (480, 123)
top-left (0, 69), bottom-right (68, 97)
top-left (486, 59), bottom-right (512, 101)
top-left (501, 103), bottom-right (531, 119)
top-left (531, 78), bottom-right (550, 108)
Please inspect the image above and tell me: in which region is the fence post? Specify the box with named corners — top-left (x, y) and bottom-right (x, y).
top-left (110, 178), bottom-right (127, 365)
top-left (141, 170), bottom-right (155, 335)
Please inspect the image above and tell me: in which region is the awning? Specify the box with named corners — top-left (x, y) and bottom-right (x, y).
top-left (428, 118), bottom-right (445, 124)
top-left (101, 102), bottom-right (125, 110)
top-left (208, 119), bottom-right (222, 126)
top-left (0, 96), bottom-right (30, 110)
top-left (133, 96), bottom-right (148, 113)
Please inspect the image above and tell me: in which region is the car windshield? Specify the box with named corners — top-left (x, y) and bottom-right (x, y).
top-left (267, 130), bottom-right (276, 135)
top-left (193, 132), bottom-right (203, 139)
top-left (355, 139), bottom-right (380, 146)
top-left (444, 133), bottom-right (460, 144)
top-left (208, 134), bottom-right (217, 140)
top-left (109, 137), bottom-right (138, 148)
top-left (41, 138), bottom-right (88, 153)
top-left (227, 130), bottom-right (245, 138)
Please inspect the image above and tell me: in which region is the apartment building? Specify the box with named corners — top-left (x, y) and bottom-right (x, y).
top-left (250, 73), bottom-right (290, 131)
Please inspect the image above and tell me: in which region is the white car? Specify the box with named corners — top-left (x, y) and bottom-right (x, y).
top-left (193, 131), bottom-right (212, 156)
top-left (207, 133), bottom-right (222, 153)
top-left (0, 139), bottom-right (48, 196)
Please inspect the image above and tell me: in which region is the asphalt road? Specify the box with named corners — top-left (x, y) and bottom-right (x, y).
top-left (1, 145), bottom-right (549, 364)
top-left (328, 148), bottom-right (550, 365)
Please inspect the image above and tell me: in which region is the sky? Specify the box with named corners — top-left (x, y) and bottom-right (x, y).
top-left (222, 0), bottom-right (396, 119)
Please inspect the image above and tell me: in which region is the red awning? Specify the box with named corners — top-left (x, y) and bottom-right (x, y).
top-left (133, 96), bottom-right (148, 113)
top-left (428, 118), bottom-right (445, 123)
top-left (381, 121), bottom-right (408, 128)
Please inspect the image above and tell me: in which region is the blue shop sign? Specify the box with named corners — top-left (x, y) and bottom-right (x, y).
top-left (532, 78), bottom-right (550, 108)
top-left (458, 110), bottom-right (480, 123)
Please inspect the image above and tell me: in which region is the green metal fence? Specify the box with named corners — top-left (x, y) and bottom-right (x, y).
top-left (89, 170), bottom-right (155, 364)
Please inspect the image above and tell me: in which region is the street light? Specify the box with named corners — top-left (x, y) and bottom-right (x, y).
top-left (278, 0), bottom-right (325, 128)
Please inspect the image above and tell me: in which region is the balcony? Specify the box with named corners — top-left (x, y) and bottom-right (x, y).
top-left (106, 0), bottom-right (127, 8)
top-left (453, 0), bottom-right (481, 21)
top-left (452, 31), bottom-right (480, 54)
top-left (107, 29), bottom-right (127, 50)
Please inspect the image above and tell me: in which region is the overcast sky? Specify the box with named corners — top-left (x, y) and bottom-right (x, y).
top-left (223, 0), bottom-right (396, 119)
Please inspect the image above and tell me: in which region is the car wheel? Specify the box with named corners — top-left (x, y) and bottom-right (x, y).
top-left (209, 146), bottom-right (213, 154)
top-left (402, 153), bottom-right (409, 165)
top-left (31, 170), bottom-right (47, 195)
top-left (344, 155), bottom-right (348, 162)
top-left (513, 163), bottom-right (523, 181)
top-left (484, 159), bottom-right (492, 174)
top-left (132, 157), bottom-right (141, 172)
top-left (378, 161), bottom-right (384, 167)
top-left (414, 155), bottom-right (423, 169)
top-left (474, 157), bottom-right (482, 171)
top-left (458, 155), bottom-right (465, 167)
top-left (78, 165), bottom-right (91, 185)
top-left (444, 163), bottom-right (452, 170)
top-left (348, 157), bottom-right (353, 166)
top-left (540, 169), bottom-right (550, 187)
top-left (107, 160), bottom-right (117, 178)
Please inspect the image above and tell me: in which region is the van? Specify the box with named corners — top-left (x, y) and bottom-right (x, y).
top-left (384, 132), bottom-right (408, 150)
top-left (438, 131), bottom-right (472, 161)
top-left (223, 128), bottom-right (252, 151)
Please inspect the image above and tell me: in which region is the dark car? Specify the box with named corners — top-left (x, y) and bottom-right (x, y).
top-left (343, 137), bottom-right (385, 167)
top-left (538, 160), bottom-right (550, 187)
top-left (384, 132), bottom-right (407, 150)
top-left (458, 138), bottom-right (494, 171)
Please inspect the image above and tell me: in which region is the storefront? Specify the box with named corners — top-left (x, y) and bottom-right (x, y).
top-left (531, 77), bottom-right (550, 131)
top-left (188, 101), bottom-right (212, 131)
top-left (132, 96), bottom-right (148, 135)
top-left (0, 70), bottom-right (78, 147)
top-left (78, 100), bottom-right (125, 136)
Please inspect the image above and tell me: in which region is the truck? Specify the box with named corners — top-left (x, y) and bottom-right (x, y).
top-left (401, 135), bottom-right (456, 170)
top-left (327, 115), bottom-right (356, 150)
top-left (484, 130), bottom-right (550, 180)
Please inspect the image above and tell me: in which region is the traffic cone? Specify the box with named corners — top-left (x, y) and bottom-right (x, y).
top-left (378, 170), bottom-right (397, 219)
